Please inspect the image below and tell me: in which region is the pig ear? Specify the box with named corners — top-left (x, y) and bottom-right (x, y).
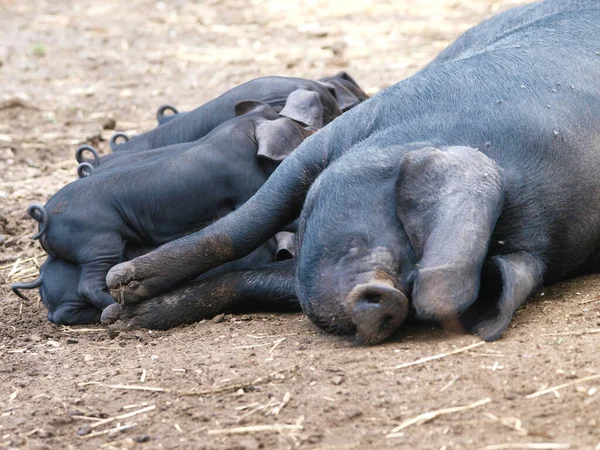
top-left (395, 146), bottom-right (505, 322)
top-left (461, 252), bottom-right (544, 341)
top-left (279, 89), bottom-right (324, 129)
top-left (255, 118), bottom-right (312, 162)
top-left (234, 101), bottom-right (270, 117)
top-left (326, 80), bottom-right (362, 111)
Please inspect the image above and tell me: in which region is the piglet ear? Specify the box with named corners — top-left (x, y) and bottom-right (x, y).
top-left (255, 118), bottom-right (312, 162)
top-left (279, 89), bottom-right (324, 129)
top-left (395, 146), bottom-right (505, 323)
top-left (274, 231), bottom-right (296, 261)
top-left (318, 79), bottom-right (362, 112)
top-left (234, 101), bottom-right (270, 117)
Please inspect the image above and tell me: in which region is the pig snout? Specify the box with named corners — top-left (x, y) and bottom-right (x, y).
top-left (345, 282), bottom-right (408, 344)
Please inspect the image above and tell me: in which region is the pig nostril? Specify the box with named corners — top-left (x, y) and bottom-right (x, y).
top-left (362, 292), bottom-right (382, 305)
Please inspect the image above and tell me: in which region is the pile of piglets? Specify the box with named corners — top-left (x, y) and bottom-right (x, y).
top-left (12, 72), bottom-right (368, 325)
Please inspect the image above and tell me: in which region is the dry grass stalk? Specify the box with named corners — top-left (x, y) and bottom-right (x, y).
top-left (269, 338), bottom-right (286, 354)
top-left (0, 254), bottom-right (46, 271)
top-left (70, 415), bottom-right (106, 421)
top-left (90, 404), bottom-right (155, 429)
top-left (61, 327), bottom-right (105, 333)
top-left (386, 397), bottom-right (492, 437)
top-left (478, 444), bottom-right (570, 449)
top-left (440, 375), bottom-right (460, 392)
top-left (7, 258), bottom-right (22, 278)
top-left (269, 392), bottom-right (291, 416)
top-left (79, 423), bottom-right (137, 439)
top-left (526, 373), bottom-right (600, 399)
top-left (187, 365), bottom-right (297, 396)
top-left (394, 341), bottom-right (485, 370)
top-left (542, 329), bottom-right (600, 337)
top-left (484, 413), bottom-right (528, 435)
top-left (77, 382), bottom-right (168, 392)
top-left (237, 399), bottom-right (279, 421)
top-left (207, 423), bottom-right (304, 435)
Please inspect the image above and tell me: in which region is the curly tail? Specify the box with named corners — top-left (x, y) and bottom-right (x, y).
top-left (156, 104), bottom-right (179, 123)
top-left (75, 145), bottom-right (100, 166)
top-left (11, 272), bottom-right (44, 300)
top-left (110, 132), bottom-right (129, 151)
top-left (77, 162), bottom-right (95, 178)
top-left (27, 203), bottom-right (48, 240)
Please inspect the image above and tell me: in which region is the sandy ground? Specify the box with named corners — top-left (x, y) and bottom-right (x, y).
top-left (3, 0), bottom-right (600, 449)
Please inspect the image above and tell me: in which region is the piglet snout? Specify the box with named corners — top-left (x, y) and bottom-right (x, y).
top-left (346, 282), bottom-right (408, 344)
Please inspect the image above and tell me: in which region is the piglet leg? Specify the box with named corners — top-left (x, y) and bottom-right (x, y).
top-left (78, 258), bottom-right (121, 310)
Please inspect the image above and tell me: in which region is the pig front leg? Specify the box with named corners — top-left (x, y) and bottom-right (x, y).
top-left (102, 260), bottom-right (297, 330)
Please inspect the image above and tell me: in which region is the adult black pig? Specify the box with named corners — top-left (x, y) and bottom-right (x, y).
top-left (29, 102), bottom-right (311, 313)
top-left (111, 76), bottom-right (340, 152)
top-left (107, 3), bottom-right (600, 344)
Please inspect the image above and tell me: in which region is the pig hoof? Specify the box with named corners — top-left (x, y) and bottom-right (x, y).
top-left (106, 262), bottom-right (135, 290)
top-left (101, 303), bottom-right (123, 325)
top-left (474, 318), bottom-right (509, 342)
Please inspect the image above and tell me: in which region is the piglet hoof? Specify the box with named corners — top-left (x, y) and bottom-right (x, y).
top-left (100, 303), bottom-right (123, 325)
top-left (473, 317), bottom-right (510, 342)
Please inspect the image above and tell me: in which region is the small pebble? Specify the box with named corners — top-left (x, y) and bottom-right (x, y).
top-left (77, 425), bottom-right (92, 436)
top-left (135, 434), bottom-right (151, 443)
top-left (346, 409), bottom-right (363, 420)
top-left (121, 438), bottom-right (136, 448)
top-left (0, 234), bottom-right (5, 246)
top-left (212, 314), bottom-right (225, 323)
top-left (330, 375), bottom-right (344, 386)
top-left (38, 429), bottom-right (54, 438)
top-left (102, 118), bottom-right (117, 130)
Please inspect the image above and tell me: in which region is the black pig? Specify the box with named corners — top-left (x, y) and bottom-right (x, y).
top-left (112, 76), bottom-right (340, 152)
top-left (29, 102), bottom-right (311, 313)
top-left (106, 2), bottom-right (600, 344)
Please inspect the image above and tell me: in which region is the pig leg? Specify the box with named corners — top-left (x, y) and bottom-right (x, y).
top-left (461, 252), bottom-right (544, 341)
top-left (102, 260), bottom-right (297, 330)
top-left (78, 260), bottom-right (120, 310)
top-left (77, 236), bottom-right (124, 310)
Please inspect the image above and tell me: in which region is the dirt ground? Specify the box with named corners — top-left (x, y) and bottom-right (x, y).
top-left (2, 0), bottom-right (600, 449)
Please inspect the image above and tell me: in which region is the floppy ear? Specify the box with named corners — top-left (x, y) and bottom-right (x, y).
top-left (395, 146), bottom-right (505, 322)
top-left (327, 80), bottom-right (362, 111)
top-left (274, 231), bottom-right (296, 261)
top-left (279, 89), bottom-right (324, 128)
top-left (234, 100), bottom-right (271, 117)
top-left (255, 118), bottom-right (312, 162)
top-left (461, 251), bottom-right (544, 341)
